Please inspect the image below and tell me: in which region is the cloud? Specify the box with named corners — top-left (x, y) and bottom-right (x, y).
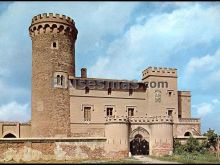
top-left (183, 49), bottom-right (220, 93)
top-left (193, 99), bottom-right (220, 117)
top-left (0, 101), bottom-right (30, 122)
top-left (193, 103), bottom-right (214, 117)
top-left (192, 99), bottom-right (220, 133)
top-left (184, 49), bottom-right (220, 81)
top-left (89, 3), bottom-right (220, 80)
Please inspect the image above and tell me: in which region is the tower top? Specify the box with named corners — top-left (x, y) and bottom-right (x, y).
top-left (29, 13), bottom-right (78, 40)
top-left (142, 67), bottom-right (177, 80)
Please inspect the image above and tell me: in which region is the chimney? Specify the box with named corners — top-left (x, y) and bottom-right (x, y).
top-left (81, 68), bottom-right (87, 78)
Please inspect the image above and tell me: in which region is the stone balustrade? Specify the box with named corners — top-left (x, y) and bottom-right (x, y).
top-left (179, 118), bottom-right (200, 123)
top-left (105, 115), bottom-right (173, 123)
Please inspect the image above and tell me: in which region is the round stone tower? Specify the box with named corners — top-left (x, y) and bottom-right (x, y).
top-left (29, 13), bottom-right (78, 137)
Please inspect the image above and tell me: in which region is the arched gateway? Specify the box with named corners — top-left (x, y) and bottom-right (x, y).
top-left (130, 127), bottom-right (150, 155)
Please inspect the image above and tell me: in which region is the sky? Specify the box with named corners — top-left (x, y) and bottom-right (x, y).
top-left (0, 2), bottom-right (219, 134)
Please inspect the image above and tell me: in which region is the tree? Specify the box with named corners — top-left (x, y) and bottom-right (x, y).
top-left (203, 128), bottom-right (218, 151)
top-left (185, 135), bottom-right (200, 153)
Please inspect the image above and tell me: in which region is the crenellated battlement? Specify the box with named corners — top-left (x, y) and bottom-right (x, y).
top-left (31, 13), bottom-right (74, 25)
top-left (29, 13), bottom-right (78, 39)
top-left (105, 115), bottom-right (173, 124)
top-left (142, 67), bottom-right (177, 80)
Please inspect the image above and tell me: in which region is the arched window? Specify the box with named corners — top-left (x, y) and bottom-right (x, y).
top-left (60, 75), bottom-right (64, 86)
top-left (184, 132), bottom-right (192, 136)
top-left (3, 133), bottom-right (16, 138)
top-left (57, 75), bottom-right (61, 85)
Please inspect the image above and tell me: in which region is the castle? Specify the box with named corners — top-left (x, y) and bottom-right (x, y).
top-left (0, 13), bottom-right (206, 161)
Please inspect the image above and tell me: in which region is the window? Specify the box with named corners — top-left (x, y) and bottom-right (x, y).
top-left (168, 110), bottom-right (173, 116)
top-left (184, 132), bottom-right (192, 136)
top-left (50, 41), bottom-right (58, 49)
top-left (167, 90), bottom-right (174, 96)
top-left (53, 72), bottom-right (67, 89)
top-left (60, 75), bottom-right (64, 86)
top-left (178, 114), bottom-right (181, 118)
top-left (53, 42), bottom-right (57, 48)
top-left (85, 87), bottom-right (89, 94)
top-left (129, 88), bottom-right (133, 96)
top-left (57, 75), bottom-right (61, 85)
top-left (57, 75), bottom-right (64, 86)
top-left (106, 107), bottom-right (113, 117)
top-left (128, 108), bottom-right (134, 116)
top-left (168, 91), bottom-right (172, 96)
top-left (3, 133), bottom-right (16, 138)
top-left (84, 107), bottom-right (91, 121)
top-left (51, 41), bottom-right (58, 49)
top-left (108, 88), bottom-right (111, 95)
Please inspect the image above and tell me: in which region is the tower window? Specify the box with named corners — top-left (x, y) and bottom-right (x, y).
top-left (53, 42), bottom-right (57, 48)
top-left (57, 75), bottom-right (61, 85)
top-left (128, 108), bottom-right (134, 117)
top-left (84, 107), bottom-right (91, 121)
top-left (60, 75), bottom-right (64, 86)
top-left (106, 107), bottom-right (113, 117)
top-left (53, 72), bottom-right (67, 89)
top-left (51, 41), bottom-right (58, 49)
top-left (57, 75), bottom-right (64, 86)
top-left (168, 91), bottom-right (172, 96)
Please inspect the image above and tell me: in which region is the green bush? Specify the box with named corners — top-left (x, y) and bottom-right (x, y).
top-left (170, 129), bottom-right (220, 163)
top-left (174, 135), bottom-right (208, 154)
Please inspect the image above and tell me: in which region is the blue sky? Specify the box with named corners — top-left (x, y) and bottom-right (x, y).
top-left (0, 2), bottom-right (220, 134)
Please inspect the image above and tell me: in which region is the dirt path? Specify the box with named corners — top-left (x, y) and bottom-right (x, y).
top-left (132, 155), bottom-right (180, 164)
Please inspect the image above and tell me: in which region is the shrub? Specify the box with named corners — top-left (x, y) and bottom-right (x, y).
top-left (174, 135), bottom-right (208, 154)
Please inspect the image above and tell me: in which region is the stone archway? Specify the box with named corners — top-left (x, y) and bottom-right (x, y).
top-left (130, 127), bottom-right (150, 155)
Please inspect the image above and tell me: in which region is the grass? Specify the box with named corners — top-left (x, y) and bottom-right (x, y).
top-left (150, 153), bottom-right (220, 164)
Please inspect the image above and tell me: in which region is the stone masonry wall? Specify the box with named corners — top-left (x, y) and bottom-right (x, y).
top-left (0, 138), bottom-right (127, 162)
top-left (151, 142), bottom-right (173, 156)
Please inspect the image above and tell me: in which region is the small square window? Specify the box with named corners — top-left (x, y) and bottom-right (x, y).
top-left (51, 41), bottom-right (58, 49)
top-left (168, 91), bottom-right (172, 96)
top-left (106, 107), bottom-right (113, 116)
top-left (168, 110), bottom-right (173, 116)
top-left (128, 108), bottom-right (134, 116)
